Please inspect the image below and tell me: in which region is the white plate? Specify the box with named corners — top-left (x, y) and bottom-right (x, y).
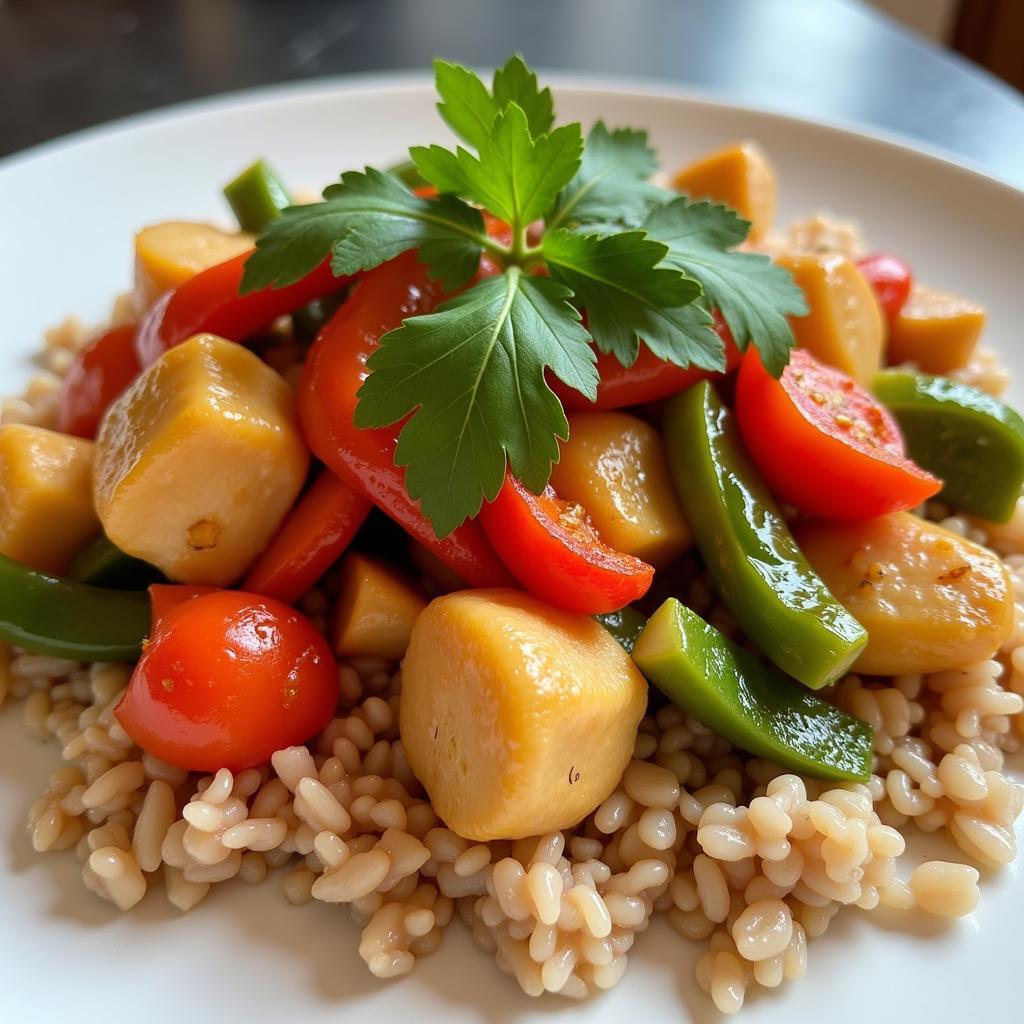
top-left (1, 74), bottom-right (1021, 1024)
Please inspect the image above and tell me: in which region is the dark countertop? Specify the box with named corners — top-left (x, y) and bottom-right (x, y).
top-left (2, 0), bottom-right (1023, 186)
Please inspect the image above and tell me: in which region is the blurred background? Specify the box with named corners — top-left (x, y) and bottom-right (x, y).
top-left (1, 0), bottom-right (1022, 183)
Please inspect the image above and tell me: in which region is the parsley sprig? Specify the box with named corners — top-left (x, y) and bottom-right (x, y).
top-left (241, 55), bottom-right (806, 537)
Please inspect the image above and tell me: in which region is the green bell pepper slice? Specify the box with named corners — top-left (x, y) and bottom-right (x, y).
top-left (873, 370), bottom-right (1024, 523)
top-left (0, 554), bottom-right (150, 662)
top-left (223, 158), bottom-right (291, 234)
top-left (663, 381), bottom-right (866, 689)
top-left (633, 598), bottom-right (873, 781)
top-left (68, 534), bottom-right (163, 590)
top-left (595, 605), bottom-right (648, 654)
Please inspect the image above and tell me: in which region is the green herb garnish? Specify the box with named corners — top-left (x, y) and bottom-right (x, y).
top-left (241, 56), bottom-right (806, 537)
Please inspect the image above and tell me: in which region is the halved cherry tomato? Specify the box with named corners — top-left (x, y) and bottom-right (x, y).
top-left (477, 475), bottom-right (654, 614)
top-left (855, 253), bottom-right (913, 325)
top-left (117, 590), bottom-right (337, 771)
top-left (555, 315), bottom-right (740, 411)
top-left (243, 470), bottom-right (372, 603)
top-left (299, 251), bottom-right (513, 588)
top-left (135, 252), bottom-right (348, 367)
top-left (56, 324), bottom-right (140, 438)
top-left (148, 583), bottom-right (220, 631)
top-left (735, 347), bottom-right (941, 520)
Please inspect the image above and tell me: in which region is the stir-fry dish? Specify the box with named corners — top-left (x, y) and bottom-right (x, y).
top-left (4, 58), bottom-right (1023, 1013)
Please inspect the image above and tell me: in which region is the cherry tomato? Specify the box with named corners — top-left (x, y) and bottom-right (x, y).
top-left (117, 590), bottom-right (337, 771)
top-left (56, 324), bottom-right (140, 438)
top-left (856, 253), bottom-right (913, 325)
top-left (477, 475), bottom-right (654, 614)
top-left (148, 583), bottom-right (220, 630)
top-left (735, 347), bottom-right (941, 520)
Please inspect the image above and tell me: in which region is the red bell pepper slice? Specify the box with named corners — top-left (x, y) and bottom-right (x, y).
top-left (298, 251), bottom-right (513, 588)
top-left (735, 347), bottom-right (941, 520)
top-left (56, 324), bottom-right (141, 438)
top-left (554, 315), bottom-right (741, 411)
top-left (135, 252), bottom-right (349, 367)
top-left (478, 475), bottom-right (654, 614)
top-left (855, 252), bottom-right (913, 325)
top-left (243, 470), bottom-right (372, 604)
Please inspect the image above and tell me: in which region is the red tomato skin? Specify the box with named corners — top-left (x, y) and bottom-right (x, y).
top-left (117, 591), bottom-right (337, 772)
top-left (148, 583), bottom-right (221, 630)
top-left (855, 253), bottom-right (913, 324)
top-left (478, 476), bottom-right (654, 614)
top-left (56, 324), bottom-right (140, 438)
top-left (735, 348), bottom-right (940, 520)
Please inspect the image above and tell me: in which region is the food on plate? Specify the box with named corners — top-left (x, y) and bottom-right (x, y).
top-left (886, 284), bottom-right (986, 374)
top-left (93, 333), bottom-right (309, 585)
top-left (794, 512), bottom-right (1015, 676)
top-left (736, 348), bottom-right (941, 520)
top-left (664, 379), bottom-right (867, 689)
top-left (400, 589), bottom-right (647, 840)
top-left (774, 251), bottom-right (884, 384)
top-left (872, 369), bottom-right (1024, 522)
top-left (671, 140), bottom-right (775, 240)
top-left (0, 424), bottom-right (98, 573)
top-left (332, 553), bottom-right (426, 659)
top-left (3, 55), bottom-right (1022, 1018)
top-left (548, 411), bottom-right (692, 568)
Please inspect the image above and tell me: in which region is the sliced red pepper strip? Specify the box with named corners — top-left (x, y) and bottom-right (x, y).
top-left (298, 251), bottom-right (514, 588)
top-left (135, 253), bottom-right (348, 367)
top-left (555, 315), bottom-right (741, 411)
top-left (735, 347), bottom-right (941, 520)
top-left (243, 470), bottom-right (372, 604)
top-left (478, 475), bottom-right (654, 614)
top-left (56, 323), bottom-right (140, 438)
top-left (148, 583), bottom-right (220, 633)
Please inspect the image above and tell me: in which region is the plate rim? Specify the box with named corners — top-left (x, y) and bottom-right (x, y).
top-left (3, 68), bottom-right (1023, 204)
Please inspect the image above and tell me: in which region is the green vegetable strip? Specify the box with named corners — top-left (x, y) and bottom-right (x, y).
top-left (633, 599), bottom-right (873, 782)
top-left (386, 158), bottom-right (430, 192)
top-left (663, 381), bottom-right (866, 689)
top-left (224, 159), bottom-right (291, 233)
top-left (873, 370), bottom-right (1024, 524)
top-left (0, 554), bottom-right (151, 662)
top-left (595, 606), bottom-right (648, 654)
top-left (68, 534), bottom-right (162, 590)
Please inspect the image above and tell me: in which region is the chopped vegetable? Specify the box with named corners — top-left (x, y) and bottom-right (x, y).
top-left (399, 588), bottom-right (647, 841)
top-left (68, 534), bottom-right (161, 589)
top-left (555, 321), bottom-right (741, 411)
top-left (93, 333), bottom-right (309, 585)
top-left (736, 348), bottom-right (941, 519)
top-left (115, 590), bottom-right (337, 772)
top-left (243, 470), bottom-right (372, 604)
top-left (549, 411), bottom-right (691, 568)
top-left (385, 158), bottom-right (430, 191)
top-left (478, 474), bottom-right (654, 615)
top-left (0, 424), bottom-right (99, 575)
top-left (886, 284), bottom-right (986, 374)
top-left (243, 58), bottom-right (805, 539)
top-left (148, 582), bottom-right (219, 629)
top-left (223, 159), bottom-right (291, 233)
top-left (56, 324), bottom-right (141, 439)
top-left (134, 221), bottom-right (254, 310)
top-left (299, 252), bottom-right (513, 587)
top-left (671, 141), bottom-right (776, 241)
top-left (794, 512), bottom-right (1014, 676)
top-left (135, 250), bottom-right (347, 367)
top-left (632, 599), bottom-right (873, 781)
top-left (595, 605), bottom-right (648, 654)
top-left (664, 380), bottom-right (867, 689)
top-left (874, 370), bottom-right (1024, 523)
top-left (0, 553), bottom-right (150, 662)
top-left (855, 252), bottom-right (913, 325)
top-left (776, 252), bottom-right (883, 385)
top-left (332, 553), bottom-right (426, 659)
